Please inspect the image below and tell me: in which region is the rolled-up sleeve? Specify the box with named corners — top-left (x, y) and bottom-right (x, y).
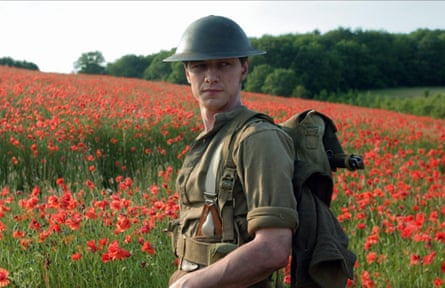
top-left (247, 206), bottom-right (298, 234)
top-left (234, 123), bottom-right (298, 234)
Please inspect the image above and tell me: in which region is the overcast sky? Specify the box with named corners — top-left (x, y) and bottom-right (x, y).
top-left (1, 1), bottom-right (444, 74)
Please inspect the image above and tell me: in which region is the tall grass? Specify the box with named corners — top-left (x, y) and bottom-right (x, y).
top-left (0, 67), bottom-right (444, 287)
top-left (314, 87), bottom-right (445, 119)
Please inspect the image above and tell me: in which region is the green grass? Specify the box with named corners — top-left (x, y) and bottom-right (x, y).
top-left (318, 86), bottom-right (445, 119)
top-left (359, 86), bottom-right (445, 99)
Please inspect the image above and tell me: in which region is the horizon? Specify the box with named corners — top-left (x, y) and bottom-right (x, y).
top-left (1, 1), bottom-right (445, 74)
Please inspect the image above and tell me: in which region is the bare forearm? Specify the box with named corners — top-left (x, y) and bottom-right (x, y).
top-left (170, 228), bottom-right (292, 288)
top-left (191, 240), bottom-right (276, 287)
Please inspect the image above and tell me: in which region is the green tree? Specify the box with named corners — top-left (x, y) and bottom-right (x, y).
top-left (73, 51), bottom-right (106, 75)
top-left (0, 57), bottom-right (39, 71)
top-left (245, 64), bottom-right (274, 92)
top-left (106, 54), bottom-right (151, 78)
top-left (262, 68), bottom-right (297, 97)
top-left (167, 61), bottom-right (188, 84)
top-left (291, 37), bottom-right (341, 97)
top-left (143, 50), bottom-right (172, 81)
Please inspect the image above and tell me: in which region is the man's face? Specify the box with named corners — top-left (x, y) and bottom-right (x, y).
top-left (185, 58), bottom-right (248, 113)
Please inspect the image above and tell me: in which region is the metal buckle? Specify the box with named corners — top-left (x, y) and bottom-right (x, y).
top-left (181, 259), bottom-right (199, 272)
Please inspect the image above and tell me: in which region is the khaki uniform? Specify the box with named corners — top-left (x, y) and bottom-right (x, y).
top-left (170, 106), bottom-right (298, 287)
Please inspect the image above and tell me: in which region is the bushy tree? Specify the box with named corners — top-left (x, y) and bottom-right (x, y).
top-left (73, 51), bottom-right (106, 75)
top-left (0, 57), bottom-right (39, 71)
top-left (262, 68), bottom-right (297, 97)
top-left (245, 64), bottom-right (274, 92)
top-left (98, 27), bottom-right (445, 98)
top-left (106, 54), bottom-right (151, 78)
top-left (167, 61), bottom-right (188, 85)
top-left (143, 51), bottom-right (172, 81)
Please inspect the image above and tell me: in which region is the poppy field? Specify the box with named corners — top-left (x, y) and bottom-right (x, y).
top-left (0, 66), bottom-right (444, 287)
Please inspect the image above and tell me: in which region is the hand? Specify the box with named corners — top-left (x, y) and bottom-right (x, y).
top-left (169, 272), bottom-right (193, 288)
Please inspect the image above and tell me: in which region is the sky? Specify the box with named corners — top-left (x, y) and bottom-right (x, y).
top-left (1, 1), bottom-right (445, 74)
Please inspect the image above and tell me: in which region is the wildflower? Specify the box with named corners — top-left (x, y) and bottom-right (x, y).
top-left (46, 195), bottom-right (59, 209)
top-left (29, 218), bottom-right (42, 231)
top-left (410, 254), bottom-right (420, 266)
top-left (65, 213), bottom-right (82, 230)
top-left (0, 268), bottom-right (9, 287)
top-left (85, 180), bottom-right (95, 190)
top-left (71, 253), bottom-right (82, 261)
top-left (60, 192), bottom-right (76, 210)
top-left (434, 231), bottom-right (445, 243)
top-left (360, 270), bottom-right (375, 288)
top-left (85, 154), bottom-right (94, 161)
top-left (357, 223), bottom-right (366, 230)
top-left (101, 240), bottom-right (131, 263)
top-left (141, 241), bottom-right (155, 255)
top-left (98, 238), bottom-right (108, 249)
top-left (366, 252), bottom-right (377, 264)
top-left (12, 230), bottom-right (25, 238)
top-left (150, 185), bottom-right (160, 195)
top-left (115, 176), bottom-right (123, 183)
top-left (433, 278), bottom-right (443, 287)
top-left (84, 207), bottom-right (97, 220)
top-left (423, 251), bottom-right (436, 265)
top-left (87, 240), bottom-right (99, 253)
top-left (11, 156), bottom-right (18, 165)
top-left (38, 229), bottom-right (53, 243)
top-left (56, 178), bottom-right (65, 186)
top-left (0, 221), bottom-right (5, 234)
top-left (114, 214), bottom-right (131, 234)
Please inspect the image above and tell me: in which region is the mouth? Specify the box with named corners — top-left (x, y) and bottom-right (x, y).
top-left (201, 88), bottom-right (223, 94)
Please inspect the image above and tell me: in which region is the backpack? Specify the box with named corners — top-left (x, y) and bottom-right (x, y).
top-left (218, 108), bottom-right (364, 288)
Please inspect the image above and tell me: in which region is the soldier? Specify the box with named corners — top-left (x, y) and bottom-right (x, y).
top-left (164, 15), bottom-right (298, 288)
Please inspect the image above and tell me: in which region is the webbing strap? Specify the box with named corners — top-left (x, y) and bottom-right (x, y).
top-left (198, 142), bottom-right (224, 238)
top-left (177, 236), bottom-right (212, 266)
top-left (219, 109), bottom-right (273, 242)
top-left (219, 167), bottom-right (236, 242)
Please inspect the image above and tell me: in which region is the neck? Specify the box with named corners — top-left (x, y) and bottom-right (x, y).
top-left (200, 101), bottom-right (242, 133)
top-left (201, 109), bottom-right (216, 133)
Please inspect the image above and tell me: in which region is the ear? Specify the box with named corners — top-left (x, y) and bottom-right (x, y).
top-left (240, 59), bottom-right (249, 82)
top-left (184, 64), bottom-right (191, 84)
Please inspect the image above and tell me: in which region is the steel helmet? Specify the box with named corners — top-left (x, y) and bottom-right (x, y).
top-left (163, 15), bottom-right (266, 62)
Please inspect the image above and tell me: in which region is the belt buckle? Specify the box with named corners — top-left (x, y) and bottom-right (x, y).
top-left (181, 259), bottom-right (199, 272)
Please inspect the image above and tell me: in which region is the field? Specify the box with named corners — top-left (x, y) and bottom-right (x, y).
top-left (359, 87), bottom-right (445, 99)
top-left (0, 66), bottom-right (444, 287)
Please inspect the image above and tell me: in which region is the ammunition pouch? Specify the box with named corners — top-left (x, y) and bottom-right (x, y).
top-left (177, 236), bottom-right (237, 267)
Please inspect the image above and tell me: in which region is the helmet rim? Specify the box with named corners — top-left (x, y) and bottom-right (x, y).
top-left (163, 15), bottom-right (266, 62)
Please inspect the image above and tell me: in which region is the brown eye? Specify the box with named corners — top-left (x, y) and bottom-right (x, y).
top-left (219, 62), bottom-right (229, 67)
top-left (188, 63), bottom-right (206, 73)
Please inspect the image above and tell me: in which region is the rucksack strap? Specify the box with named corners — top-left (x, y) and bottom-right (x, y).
top-left (218, 109), bottom-right (274, 243)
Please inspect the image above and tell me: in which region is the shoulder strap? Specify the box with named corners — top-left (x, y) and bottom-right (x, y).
top-left (218, 109), bottom-right (273, 242)
top-left (221, 110), bottom-right (272, 171)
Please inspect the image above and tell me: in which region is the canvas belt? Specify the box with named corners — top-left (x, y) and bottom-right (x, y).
top-left (177, 236), bottom-right (238, 268)
top-left (177, 236), bottom-right (211, 267)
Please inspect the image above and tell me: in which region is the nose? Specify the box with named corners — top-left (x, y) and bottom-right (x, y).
top-left (204, 66), bottom-right (219, 84)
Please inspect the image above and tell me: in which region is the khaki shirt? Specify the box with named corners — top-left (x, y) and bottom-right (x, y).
top-left (176, 106), bottom-right (298, 244)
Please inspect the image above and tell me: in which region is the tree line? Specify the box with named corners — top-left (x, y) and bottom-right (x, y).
top-left (0, 57), bottom-right (39, 71)
top-left (3, 28), bottom-right (445, 100)
top-left (247, 28), bottom-right (445, 98)
top-left (98, 28), bottom-right (445, 98)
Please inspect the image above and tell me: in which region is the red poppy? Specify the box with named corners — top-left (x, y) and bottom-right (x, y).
top-left (101, 240), bottom-right (131, 263)
top-left (141, 241), bottom-right (155, 255)
top-left (71, 253), bottom-right (82, 261)
top-left (0, 268), bottom-right (9, 287)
